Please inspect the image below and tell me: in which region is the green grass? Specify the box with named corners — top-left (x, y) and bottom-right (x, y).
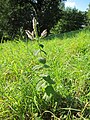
top-left (0, 28), bottom-right (90, 120)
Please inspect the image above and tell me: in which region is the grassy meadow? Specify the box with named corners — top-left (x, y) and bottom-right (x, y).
top-left (0, 28), bottom-right (90, 120)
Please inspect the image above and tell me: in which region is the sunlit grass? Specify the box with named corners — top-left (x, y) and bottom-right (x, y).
top-left (0, 28), bottom-right (90, 120)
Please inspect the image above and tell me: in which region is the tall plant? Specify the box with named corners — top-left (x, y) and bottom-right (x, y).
top-left (25, 17), bottom-right (56, 98)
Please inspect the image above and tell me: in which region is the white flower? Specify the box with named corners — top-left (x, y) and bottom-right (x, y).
top-left (41, 29), bottom-right (47, 38)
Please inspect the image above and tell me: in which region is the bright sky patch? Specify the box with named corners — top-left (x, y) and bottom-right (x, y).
top-left (65, 1), bottom-right (76, 8)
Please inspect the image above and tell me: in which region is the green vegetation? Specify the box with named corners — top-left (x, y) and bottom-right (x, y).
top-left (51, 8), bottom-right (87, 34)
top-left (0, 0), bottom-right (62, 38)
top-left (0, 0), bottom-right (88, 40)
top-left (0, 28), bottom-right (90, 119)
top-left (87, 4), bottom-right (90, 26)
top-left (0, 1), bottom-right (89, 119)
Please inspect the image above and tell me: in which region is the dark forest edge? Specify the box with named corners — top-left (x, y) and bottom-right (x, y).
top-left (0, 0), bottom-right (90, 42)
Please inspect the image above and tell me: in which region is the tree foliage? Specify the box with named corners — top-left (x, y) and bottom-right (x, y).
top-left (51, 8), bottom-right (87, 34)
top-left (0, 0), bottom-right (11, 38)
top-left (0, 0), bottom-right (63, 38)
top-left (86, 3), bottom-right (90, 26)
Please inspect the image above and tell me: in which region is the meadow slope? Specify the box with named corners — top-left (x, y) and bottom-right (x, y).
top-left (0, 28), bottom-right (90, 120)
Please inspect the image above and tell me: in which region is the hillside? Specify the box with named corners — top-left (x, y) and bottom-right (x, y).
top-left (0, 28), bottom-right (90, 120)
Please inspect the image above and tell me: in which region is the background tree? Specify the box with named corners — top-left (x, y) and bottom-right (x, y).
top-left (0, 0), bottom-right (12, 39)
top-left (86, 3), bottom-right (90, 26)
top-left (0, 0), bottom-right (64, 38)
top-left (51, 8), bottom-right (87, 34)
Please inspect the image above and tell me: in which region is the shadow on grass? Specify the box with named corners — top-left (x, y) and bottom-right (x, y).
top-left (41, 89), bottom-right (90, 120)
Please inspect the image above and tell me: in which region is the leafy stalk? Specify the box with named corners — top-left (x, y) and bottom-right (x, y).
top-left (25, 17), bottom-right (55, 98)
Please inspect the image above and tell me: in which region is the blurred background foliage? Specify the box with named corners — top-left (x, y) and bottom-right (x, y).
top-left (0, 0), bottom-right (90, 40)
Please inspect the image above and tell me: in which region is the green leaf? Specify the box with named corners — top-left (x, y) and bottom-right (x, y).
top-left (41, 50), bottom-right (47, 55)
top-left (45, 85), bottom-right (55, 96)
top-left (35, 117), bottom-right (42, 120)
top-left (34, 50), bottom-right (40, 56)
top-left (42, 75), bottom-right (55, 84)
top-left (32, 65), bottom-right (43, 70)
top-left (43, 64), bottom-right (50, 68)
top-left (34, 96), bottom-right (40, 112)
top-left (36, 80), bottom-right (46, 91)
top-left (38, 57), bottom-right (46, 64)
top-left (39, 44), bottom-right (44, 48)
